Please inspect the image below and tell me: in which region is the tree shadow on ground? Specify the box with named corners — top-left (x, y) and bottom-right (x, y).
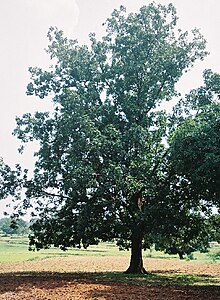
top-left (98, 270), bottom-right (220, 286)
top-left (0, 271), bottom-right (219, 300)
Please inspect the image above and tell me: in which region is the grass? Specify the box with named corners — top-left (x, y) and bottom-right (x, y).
top-left (0, 234), bottom-right (219, 263)
top-left (0, 235), bottom-right (127, 262)
top-left (95, 271), bottom-right (219, 286)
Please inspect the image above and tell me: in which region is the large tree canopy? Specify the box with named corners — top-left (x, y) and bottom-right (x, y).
top-left (1, 3), bottom-right (217, 273)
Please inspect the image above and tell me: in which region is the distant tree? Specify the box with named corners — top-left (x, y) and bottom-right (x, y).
top-left (0, 218), bottom-right (29, 235)
top-left (0, 218), bottom-right (14, 235)
top-left (15, 218), bottom-right (29, 235)
top-left (0, 4), bottom-right (213, 273)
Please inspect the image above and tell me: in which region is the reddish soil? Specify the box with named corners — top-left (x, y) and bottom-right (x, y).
top-left (0, 257), bottom-right (219, 299)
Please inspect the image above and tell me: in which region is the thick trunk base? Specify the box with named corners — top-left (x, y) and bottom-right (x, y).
top-left (125, 233), bottom-right (148, 274)
top-left (124, 266), bottom-right (148, 274)
top-left (178, 253), bottom-right (184, 260)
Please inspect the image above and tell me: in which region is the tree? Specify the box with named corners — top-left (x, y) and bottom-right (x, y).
top-left (0, 4), bottom-right (209, 273)
top-left (0, 218), bottom-right (29, 235)
top-left (166, 70), bottom-right (220, 259)
top-left (0, 218), bottom-right (14, 235)
top-left (154, 215), bottom-right (211, 259)
top-left (170, 70), bottom-right (220, 208)
top-left (0, 158), bottom-right (23, 202)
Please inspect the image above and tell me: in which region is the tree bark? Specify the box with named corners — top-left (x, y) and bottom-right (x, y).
top-left (178, 251), bottom-right (184, 260)
top-left (125, 232), bottom-right (147, 274)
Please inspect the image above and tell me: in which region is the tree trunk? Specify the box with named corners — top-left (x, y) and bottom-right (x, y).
top-left (125, 233), bottom-right (147, 274)
top-left (178, 251), bottom-right (184, 260)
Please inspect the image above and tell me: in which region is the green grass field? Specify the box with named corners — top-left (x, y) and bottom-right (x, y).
top-left (0, 234), bottom-right (219, 263)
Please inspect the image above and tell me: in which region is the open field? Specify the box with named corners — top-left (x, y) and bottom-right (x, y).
top-left (0, 235), bottom-right (220, 262)
top-left (0, 236), bottom-right (219, 299)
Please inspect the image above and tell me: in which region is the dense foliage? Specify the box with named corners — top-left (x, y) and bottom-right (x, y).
top-left (1, 3), bottom-right (219, 273)
top-left (170, 71), bottom-right (220, 206)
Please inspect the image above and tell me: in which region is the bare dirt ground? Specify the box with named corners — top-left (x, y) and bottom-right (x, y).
top-left (0, 256), bottom-right (219, 299)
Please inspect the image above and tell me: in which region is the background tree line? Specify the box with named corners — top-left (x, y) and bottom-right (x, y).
top-left (0, 218), bottom-right (29, 235)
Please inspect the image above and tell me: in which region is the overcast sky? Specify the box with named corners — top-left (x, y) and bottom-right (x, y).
top-left (0, 0), bottom-right (220, 216)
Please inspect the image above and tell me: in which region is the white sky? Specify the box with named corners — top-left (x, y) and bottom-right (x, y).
top-left (0, 0), bottom-right (220, 216)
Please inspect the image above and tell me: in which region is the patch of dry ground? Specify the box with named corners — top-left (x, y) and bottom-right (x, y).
top-left (0, 257), bottom-right (219, 299)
